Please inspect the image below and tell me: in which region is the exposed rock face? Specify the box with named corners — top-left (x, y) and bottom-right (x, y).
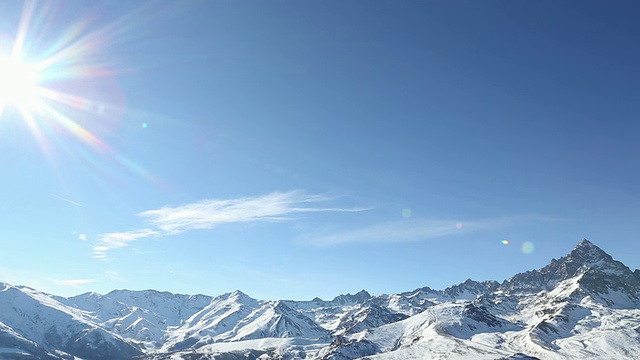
top-left (499, 239), bottom-right (640, 301)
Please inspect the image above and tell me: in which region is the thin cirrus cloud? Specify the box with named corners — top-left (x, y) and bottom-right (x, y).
top-left (140, 191), bottom-right (366, 233)
top-left (304, 215), bottom-right (557, 246)
top-left (53, 279), bottom-right (95, 287)
top-left (93, 228), bottom-right (159, 259)
top-left (93, 191), bottom-right (368, 259)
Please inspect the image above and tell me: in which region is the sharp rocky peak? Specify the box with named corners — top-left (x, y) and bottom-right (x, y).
top-left (499, 239), bottom-right (637, 297)
top-left (225, 290), bottom-right (254, 301)
top-left (546, 239), bottom-right (622, 276)
top-left (273, 300), bottom-right (292, 309)
top-left (331, 290), bottom-right (371, 305)
top-left (567, 238), bottom-right (611, 264)
top-left (442, 279), bottom-right (500, 299)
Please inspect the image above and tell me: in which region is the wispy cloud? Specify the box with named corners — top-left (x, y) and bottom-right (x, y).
top-left (93, 191), bottom-right (368, 259)
top-left (93, 228), bottom-right (159, 259)
top-left (140, 191), bottom-right (365, 233)
top-left (53, 279), bottom-right (95, 287)
top-left (304, 215), bottom-right (553, 246)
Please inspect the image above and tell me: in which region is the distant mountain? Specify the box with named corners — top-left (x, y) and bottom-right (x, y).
top-left (333, 304), bottom-right (408, 335)
top-left (443, 279), bottom-right (501, 299)
top-left (365, 278), bottom-right (499, 316)
top-left (0, 239), bottom-right (638, 359)
top-left (163, 290), bottom-right (261, 351)
top-left (57, 289), bottom-right (212, 347)
top-left (329, 290), bottom-right (372, 306)
top-left (0, 283), bottom-right (142, 359)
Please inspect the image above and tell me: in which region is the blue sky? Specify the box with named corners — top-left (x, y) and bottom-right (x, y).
top-left (0, 1), bottom-right (639, 300)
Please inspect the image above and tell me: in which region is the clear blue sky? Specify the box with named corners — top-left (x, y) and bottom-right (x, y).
top-left (0, 1), bottom-right (638, 300)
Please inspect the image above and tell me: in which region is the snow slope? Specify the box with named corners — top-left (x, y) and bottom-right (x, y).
top-left (59, 289), bottom-right (211, 347)
top-left (0, 283), bottom-right (142, 359)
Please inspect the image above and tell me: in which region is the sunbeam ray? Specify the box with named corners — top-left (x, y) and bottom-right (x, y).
top-left (0, 1), bottom-right (168, 190)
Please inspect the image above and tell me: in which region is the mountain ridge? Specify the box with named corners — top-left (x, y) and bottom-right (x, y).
top-left (0, 239), bottom-right (638, 359)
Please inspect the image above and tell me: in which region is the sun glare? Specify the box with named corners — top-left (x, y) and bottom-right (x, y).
top-left (0, 56), bottom-right (40, 110)
top-left (0, 2), bottom-right (161, 187)
top-left (0, 2), bottom-right (121, 154)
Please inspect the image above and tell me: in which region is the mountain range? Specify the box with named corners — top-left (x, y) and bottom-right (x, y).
top-left (1, 239), bottom-right (639, 359)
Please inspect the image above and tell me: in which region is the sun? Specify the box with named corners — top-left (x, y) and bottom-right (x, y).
top-left (0, 1), bottom-right (157, 184)
top-left (0, 56), bottom-right (41, 111)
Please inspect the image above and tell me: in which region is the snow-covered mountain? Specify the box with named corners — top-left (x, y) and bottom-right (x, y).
top-left (1, 239), bottom-right (639, 359)
top-left (57, 289), bottom-right (212, 347)
top-left (322, 239), bottom-right (640, 360)
top-left (0, 283), bottom-right (142, 359)
top-left (163, 291), bottom-right (329, 352)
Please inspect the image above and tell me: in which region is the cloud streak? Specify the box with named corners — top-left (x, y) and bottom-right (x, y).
top-left (93, 191), bottom-right (367, 259)
top-left (304, 215), bottom-right (556, 246)
top-left (53, 279), bottom-right (95, 287)
top-left (140, 191), bottom-right (366, 234)
top-left (93, 228), bottom-right (159, 259)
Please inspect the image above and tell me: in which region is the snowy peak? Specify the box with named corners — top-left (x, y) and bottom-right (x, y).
top-left (334, 304), bottom-right (408, 335)
top-left (0, 284), bottom-right (142, 359)
top-left (544, 239), bottom-right (618, 276)
top-left (499, 239), bottom-right (631, 294)
top-left (442, 279), bottom-right (500, 300)
top-left (163, 291), bottom-right (262, 351)
top-left (251, 300), bottom-right (329, 339)
top-left (567, 238), bottom-right (612, 265)
top-left (58, 287), bottom-right (213, 348)
top-left (494, 239), bottom-right (640, 310)
top-left (208, 290), bottom-right (256, 305)
top-left (330, 290), bottom-right (371, 306)
top-left (556, 239), bottom-right (640, 299)
top-left (365, 280), bottom-right (498, 318)
top-left (165, 298), bottom-right (329, 351)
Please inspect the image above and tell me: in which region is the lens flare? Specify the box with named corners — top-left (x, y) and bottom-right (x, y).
top-left (521, 241), bottom-right (535, 254)
top-left (501, 239), bottom-right (510, 245)
top-left (0, 2), bottom-right (162, 187)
